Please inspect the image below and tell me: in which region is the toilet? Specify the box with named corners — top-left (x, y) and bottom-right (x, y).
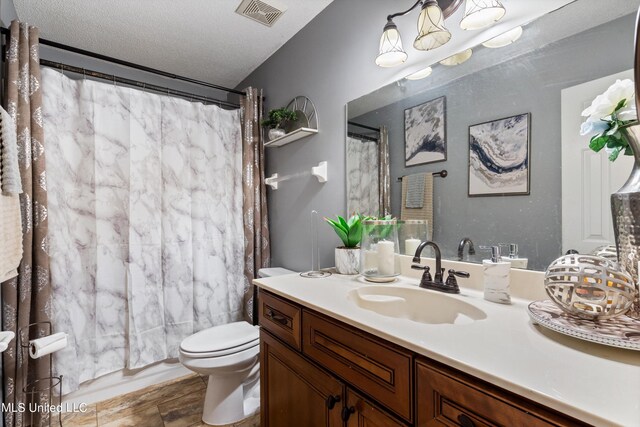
top-left (179, 267), bottom-right (294, 426)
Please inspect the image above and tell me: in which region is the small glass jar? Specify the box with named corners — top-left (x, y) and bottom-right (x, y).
top-left (360, 219), bottom-right (400, 282)
top-left (398, 220), bottom-right (429, 257)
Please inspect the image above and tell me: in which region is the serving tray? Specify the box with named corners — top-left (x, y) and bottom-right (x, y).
top-left (527, 300), bottom-right (640, 351)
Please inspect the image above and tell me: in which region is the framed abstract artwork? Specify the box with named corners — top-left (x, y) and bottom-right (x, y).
top-left (468, 113), bottom-right (530, 196)
top-left (405, 96), bottom-right (446, 166)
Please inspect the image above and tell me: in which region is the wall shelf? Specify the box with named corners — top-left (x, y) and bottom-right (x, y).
top-left (264, 127), bottom-right (318, 148)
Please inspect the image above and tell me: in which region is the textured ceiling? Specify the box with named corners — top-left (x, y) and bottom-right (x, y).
top-left (13, 0), bottom-right (334, 88)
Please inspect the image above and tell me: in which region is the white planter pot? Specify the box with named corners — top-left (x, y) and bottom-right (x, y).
top-left (335, 247), bottom-right (360, 275)
top-left (268, 128), bottom-right (286, 141)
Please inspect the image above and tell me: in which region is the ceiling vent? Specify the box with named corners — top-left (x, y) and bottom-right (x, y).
top-left (235, 0), bottom-right (286, 27)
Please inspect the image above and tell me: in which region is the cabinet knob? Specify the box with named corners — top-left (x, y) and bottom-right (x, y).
top-left (458, 413), bottom-right (476, 427)
top-left (325, 394), bottom-right (341, 410)
top-left (266, 309), bottom-right (288, 325)
top-left (341, 406), bottom-right (356, 422)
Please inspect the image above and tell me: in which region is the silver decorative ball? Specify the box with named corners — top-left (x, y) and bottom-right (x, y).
top-left (544, 254), bottom-right (637, 320)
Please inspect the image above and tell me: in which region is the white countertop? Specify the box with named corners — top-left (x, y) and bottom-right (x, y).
top-left (254, 272), bottom-right (640, 427)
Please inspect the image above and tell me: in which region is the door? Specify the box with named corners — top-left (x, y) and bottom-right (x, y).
top-left (561, 69), bottom-right (634, 254)
top-left (343, 389), bottom-right (408, 427)
top-left (261, 330), bottom-right (344, 427)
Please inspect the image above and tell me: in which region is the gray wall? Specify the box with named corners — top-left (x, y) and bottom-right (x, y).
top-left (350, 13), bottom-right (635, 270)
top-left (237, 0), bottom-right (425, 272)
top-left (239, 1), bottom-right (636, 272)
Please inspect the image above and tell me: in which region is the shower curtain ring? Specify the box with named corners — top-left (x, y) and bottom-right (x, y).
top-left (82, 68), bottom-right (86, 80)
top-left (112, 75), bottom-right (116, 87)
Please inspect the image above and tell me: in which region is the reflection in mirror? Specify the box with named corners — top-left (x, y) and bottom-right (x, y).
top-left (345, 0), bottom-right (639, 271)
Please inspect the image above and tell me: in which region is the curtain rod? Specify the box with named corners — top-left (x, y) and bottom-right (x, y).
top-left (0, 26), bottom-right (246, 97)
top-left (348, 121), bottom-right (380, 132)
top-left (347, 131), bottom-right (378, 142)
top-left (397, 170), bottom-right (448, 181)
top-left (40, 59), bottom-right (240, 109)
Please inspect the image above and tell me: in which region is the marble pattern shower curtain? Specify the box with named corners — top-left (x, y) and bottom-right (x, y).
top-left (40, 68), bottom-right (245, 393)
top-left (346, 136), bottom-right (380, 217)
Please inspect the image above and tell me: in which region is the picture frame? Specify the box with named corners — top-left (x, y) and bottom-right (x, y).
top-left (468, 113), bottom-right (531, 197)
top-left (404, 96), bottom-right (446, 166)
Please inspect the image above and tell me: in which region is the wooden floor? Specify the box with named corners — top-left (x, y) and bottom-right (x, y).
top-left (62, 374), bottom-right (260, 427)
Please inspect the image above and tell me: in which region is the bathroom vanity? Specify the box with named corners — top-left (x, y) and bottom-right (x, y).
top-left (255, 264), bottom-right (640, 427)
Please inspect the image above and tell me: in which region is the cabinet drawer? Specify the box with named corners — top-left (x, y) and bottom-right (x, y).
top-left (302, 310), bottom-right (413, 422)
top-left (259, 290), bottom-right (302, 351)
top-left (416, 359), bottom-right (589, 427)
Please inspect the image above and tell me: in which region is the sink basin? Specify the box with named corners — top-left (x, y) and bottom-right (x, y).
top-left (348, 285), bottom-right (487, 325)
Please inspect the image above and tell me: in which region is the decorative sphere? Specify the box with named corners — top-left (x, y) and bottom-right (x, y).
top-left (544, 254), bottom-right (637, 320)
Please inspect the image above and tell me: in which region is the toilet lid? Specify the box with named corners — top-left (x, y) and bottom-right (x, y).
top-left (180, 321), bottom-right (259, 354)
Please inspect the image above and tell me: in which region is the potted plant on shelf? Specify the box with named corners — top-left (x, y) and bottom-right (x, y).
top-left (325, 214), bottom-right (365, 275)
top-left (261, 107), bottom-right (298, 141)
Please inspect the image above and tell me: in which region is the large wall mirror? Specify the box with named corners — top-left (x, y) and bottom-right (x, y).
top-left (346, 0), bottom-right (639, 271)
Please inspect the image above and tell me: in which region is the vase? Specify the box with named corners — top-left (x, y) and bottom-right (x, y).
top-left (611, 124), bottom-right (640, 319)
top-left (335, 247), bottom-right (360, 275)
top-left (268, 128), bottom-right (286, 141)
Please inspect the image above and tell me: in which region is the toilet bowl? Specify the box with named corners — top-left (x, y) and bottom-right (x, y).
top-left (179, 321), bottom-right (260, 426)
top-left (179, 267), bottom-right (294, 426)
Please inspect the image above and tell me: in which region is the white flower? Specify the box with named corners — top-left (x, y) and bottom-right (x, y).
top-left (580, 118), bottom-right (608, 137)
top-left (581, 79), bottom-right (636, 121)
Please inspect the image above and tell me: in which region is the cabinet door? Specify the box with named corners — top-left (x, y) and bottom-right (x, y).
top-left (261, 330), bottom-right (344, 427)
top-left (344, 389), bottom-right (409, 427)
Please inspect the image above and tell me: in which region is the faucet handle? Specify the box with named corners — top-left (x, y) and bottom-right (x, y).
top-left (448, 269), bottom-right (470, 278)
top-left (411, 263), bottom-right (428, 271)
top-left (444, 269), bottom-right (469, 291)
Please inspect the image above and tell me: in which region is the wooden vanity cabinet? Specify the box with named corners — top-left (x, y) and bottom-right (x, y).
top-left (259, 289), bottom-right (589, 427)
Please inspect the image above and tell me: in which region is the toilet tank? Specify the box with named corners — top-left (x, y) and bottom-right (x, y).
top-left (257, 267), bottom-right (294, 278)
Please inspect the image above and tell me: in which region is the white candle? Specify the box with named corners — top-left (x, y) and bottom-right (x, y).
top-left (377, 240), bottom-right (395, 275)
top-left (405, 238), bottom-right (421, 256)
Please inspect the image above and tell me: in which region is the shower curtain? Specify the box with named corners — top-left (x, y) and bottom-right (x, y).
top-left (346, 136), bottom-right (380, 217)
top-left (40, 67), bottom-right (245, 393)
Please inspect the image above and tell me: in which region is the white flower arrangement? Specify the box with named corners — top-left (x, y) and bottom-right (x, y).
top-left (581, 79), bottom-right (638, 161)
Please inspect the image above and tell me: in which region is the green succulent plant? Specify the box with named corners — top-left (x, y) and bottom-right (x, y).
top-left (325, 214), bottom-right (366, 248)
top-left (261, 108), bottom-right (298, 129)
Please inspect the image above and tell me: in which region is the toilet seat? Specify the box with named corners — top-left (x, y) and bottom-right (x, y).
top-left (180, 338), bottom-right (259, 359)
top-left (180, 321), bottom-right (259, 359)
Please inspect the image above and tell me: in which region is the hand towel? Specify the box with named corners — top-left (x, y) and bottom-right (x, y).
top-left (401, 173), bottom-right (434, 239)
top-left (0, 107), bottom-right (22, 194)
top-left (0, 192), bottom-right (23, 282)
top-left (405, 173), bottom-right (426, 208)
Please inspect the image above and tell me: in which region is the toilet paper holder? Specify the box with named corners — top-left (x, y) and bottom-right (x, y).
top-left (17, 321), bottom-right (63, 427)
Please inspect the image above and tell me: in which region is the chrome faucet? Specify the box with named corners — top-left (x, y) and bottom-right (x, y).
top-left (457, 237), bottom-right (475, 261)
top-left (412, 240), bottom-right (469, 294)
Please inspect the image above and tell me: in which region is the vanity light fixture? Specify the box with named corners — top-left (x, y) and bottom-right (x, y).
top-left (405, 66), bottom-right (433, 80)
top-left (413, 0), bottom-right (452, 51)
top-left (482, 26), bottom-right (523, 48)
top-left (376, 20), bottom-right (408, 67)
top-left (439, 48), bottom-right (473, 66)
top-left (376, 0), bottom-right (453, 68)
top-left (460, 0), bottom-right (506, 31)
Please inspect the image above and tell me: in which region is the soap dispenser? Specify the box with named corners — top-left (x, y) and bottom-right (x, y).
top-left (481, 246), bottom-right (512, 304)
top-left (500, 243), bottom-right (528, 269)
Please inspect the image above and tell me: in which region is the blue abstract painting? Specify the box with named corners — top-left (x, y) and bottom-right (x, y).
top-left (405, 97), bottom-right (446, 166)
top-left (468, 113), bottom-right (530, 196)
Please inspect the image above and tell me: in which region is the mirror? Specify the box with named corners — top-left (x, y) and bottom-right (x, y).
top-left (346, 0), bottom-right (640, 271)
